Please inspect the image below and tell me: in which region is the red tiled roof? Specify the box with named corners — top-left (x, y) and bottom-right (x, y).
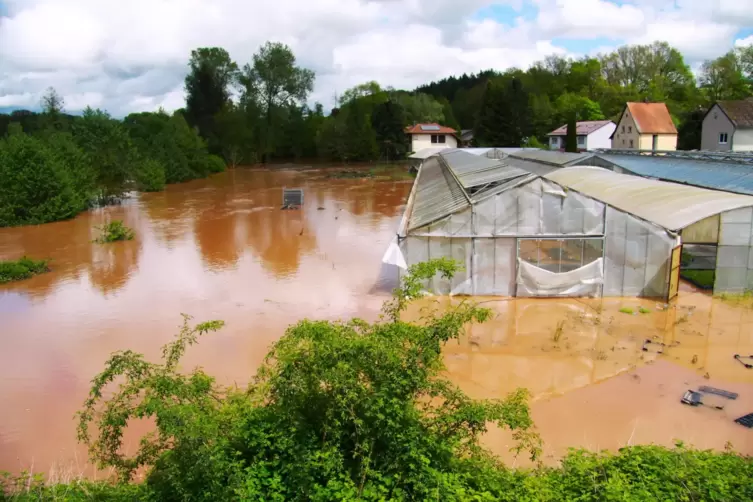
top-left (548, 120), bottom-right (614, 136)
top-left (405, 123), bottom-right (457, 135)
top-left (626, 102), bottom-right (677, 134)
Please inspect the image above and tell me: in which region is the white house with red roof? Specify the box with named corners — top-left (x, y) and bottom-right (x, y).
top-left (547, 120), bottom-right (616, 151)
top-left (405, 123), bottom-right (458, 153)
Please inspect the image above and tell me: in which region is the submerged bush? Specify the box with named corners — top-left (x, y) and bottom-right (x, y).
top-left (0, 257), bottom-right (50, 283)
top-left (205, 154), bottom-right (227, 174)
top-left (136, 158), bottom-right (167, 192)
top-left (94, 220), bottom-right (135, 243)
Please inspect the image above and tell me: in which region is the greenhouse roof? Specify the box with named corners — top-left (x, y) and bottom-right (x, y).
top-left (407, 156), bottom-right (469, 230)
top-left (509, 150), bottom-right (594, 167)
top-left (545, 167), bottom-right (753, 231)
top-left (585, 153), bottom-right (753, 196)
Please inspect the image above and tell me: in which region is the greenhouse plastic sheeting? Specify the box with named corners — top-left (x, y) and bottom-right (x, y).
top-left (399, 235), bottom-right (473, 295)
top-left (516, 258), bottom-right (603, 297)
top-left (715, 208), bottom-right (753, 293)
top-left (408, 207), bottom-right (472, 237)
top-left (472, 238), bottom-right (516, 295)
top-left (382, 237), bottom-right (407, 269)
top-left (472, 179), bottom-right (604, 236)
top-left (603, 207), bottom-right (673, 297)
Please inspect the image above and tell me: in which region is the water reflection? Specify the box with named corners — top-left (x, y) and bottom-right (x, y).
top-left (0, 167), bottom-right (412, 476)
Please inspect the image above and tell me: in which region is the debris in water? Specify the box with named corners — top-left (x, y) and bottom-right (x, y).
top-left (317, 207), bottom-right (325, 210)
top-left (735, 413), bottom-right (753, 428)
top-left (734, 354), bottom-right (753, 369)
top-left (619, 307), bottom-right (634, 314)
top-left (681, 390), bottom-right (702, 406)
top-left (698, 386), bottom-right (738, 400)
top-left (703, 372), bottom-right (711, 379)
top-left (691, 355), bottom-right (698, 364)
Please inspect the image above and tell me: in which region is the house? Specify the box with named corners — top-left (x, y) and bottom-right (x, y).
top-left (610, 102), bottom-right (678, 151)
top-left (405, 123), bottom-right (457, 153)
top-left (459, 129), bottom-right (474, 147)
top-left (547, 120), bottom-right (615, 151)
top-left (701, 99), bottom-right (753, 152)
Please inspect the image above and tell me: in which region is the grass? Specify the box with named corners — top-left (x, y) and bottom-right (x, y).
top-left (94, 220), bottom-right (135, 244)
top-left (0, 257), bottom-right (50, 284)
top-left (680, 269), bottom-right (715, 290)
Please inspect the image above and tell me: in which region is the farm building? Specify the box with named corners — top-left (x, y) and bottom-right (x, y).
top-left (384, 149), bottom-right (753, 298)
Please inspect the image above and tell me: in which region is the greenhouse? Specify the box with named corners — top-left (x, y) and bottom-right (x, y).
top-left (384, 149), bottom-right (753, 298)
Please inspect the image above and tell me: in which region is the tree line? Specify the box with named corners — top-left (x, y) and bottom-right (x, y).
top-left (2, 40), bottom-right (751, 227)
top-left (0, 91), bottom-right (224, 227)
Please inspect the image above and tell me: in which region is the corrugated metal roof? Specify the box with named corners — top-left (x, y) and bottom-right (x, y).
top-left (440, 149), bottom-right (529, 190)
top-left (409, 147), bottom-right (454, 160)
top-left (545, 166), bottom-right (753, 231)
top-left (587, 154), bottom-right (753, 196)
top-left (510, 150), bottom-right (594, 166)
top-left (407, 156), bottom-right (469, 231)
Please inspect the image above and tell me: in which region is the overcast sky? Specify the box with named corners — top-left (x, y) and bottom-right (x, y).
top-left (0, 0), bottom-right (751, 116)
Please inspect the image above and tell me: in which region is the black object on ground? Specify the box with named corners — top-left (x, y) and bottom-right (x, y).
top-left (681, 390), bottom-right (702, 406)
top-left (734, 354), bottom-right (753, 369)
top-left (734, 413), bottom-right (753, 428)
top-left (642, 339), bottom-right (665, 354)
top-left (698, 386), bottom-right (739, 400)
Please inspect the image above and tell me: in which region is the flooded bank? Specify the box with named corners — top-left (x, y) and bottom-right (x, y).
top-left (1, 167), bottom-right (752, 477)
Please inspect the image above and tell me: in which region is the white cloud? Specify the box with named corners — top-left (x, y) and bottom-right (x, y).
top-left (0, 0), bottom-right (749, 116)
top-left (736, 35), bottom-right (753, 48)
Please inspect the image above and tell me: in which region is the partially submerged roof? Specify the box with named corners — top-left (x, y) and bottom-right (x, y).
top-left (405, 123), bottom-right (457, 135)
top-left (586, 152), bottom-right (753, 196)
top-left (625, 102), bottom-right (677, 134)
top-left (548, 120), bottom-right (614, 136)
top-left (407, 155), bottom-right (469, 231)
top-left (715, 99), bottom-right (753, 128)
top-left (545, 166), bottom-right (753, 231)
top-left (509, 150), bottom-right (594, 167)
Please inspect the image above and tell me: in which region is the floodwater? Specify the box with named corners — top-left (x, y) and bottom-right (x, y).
top-left (1, 167), bottom-right (752, 479)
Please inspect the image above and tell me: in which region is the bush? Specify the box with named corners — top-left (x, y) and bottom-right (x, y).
top-left (94, 220), bottom-right (135, 243)
top-left (0, 257), bottom-right (50, 283)
top-left (136, 158), bottom-right (167, 192)
top-left (205, 154), bottom-right (226, 174)
top-left (0, 132), bottom-right (91, 227)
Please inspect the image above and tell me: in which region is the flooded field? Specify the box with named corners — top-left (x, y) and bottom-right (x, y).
top-left (1, 167), bottom-right (752, 477)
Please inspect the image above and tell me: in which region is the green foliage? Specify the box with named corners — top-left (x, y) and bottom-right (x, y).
top-left (1, 472), bottom-right (147, 501)
top-left (94, 220), bottom-right (135, 243)
top-left (371, 99), bottom-right (409, 161)
top-left (395, 92), bottom-right (445, 124)
top-left (475, 78), bottom-right (531, 147)
top-left (0, 130), bottom-right (92, 226)
top-left (136, 158), bottom-right (167, 192)
top-left (680, 269), bottom-right (716, 289)
top-left (619, 307), bottom-right (634, 314)
top-left (0, 257), bottom-right (50, 283)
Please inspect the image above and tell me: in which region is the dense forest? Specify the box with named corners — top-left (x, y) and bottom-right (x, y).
top-left (1, 40), bottom-right (752, 227)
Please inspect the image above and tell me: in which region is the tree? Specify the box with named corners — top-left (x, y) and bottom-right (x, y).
top-left (439, 98), bottom-right (460, 132)
top-left (344, 101), bottom-right (378, 161)
top-left (77, 260), bottom-right (541, 499)
top-left (474, 78), bottom-right (531, 147)
top-left (240, 42), bottom-right (315, 160)
top-left (699, 50), bottom-right (751, 101)
top-left (339, 81), bottom-right (382, 105)
top-left (371, 99), bottom-right (409, 161)
top-left (394, 92), bottom-right (445, 124)
top-left (184, 47), bottom-right (239, 152)
top-left (565, 113), bottom-right (578, 152)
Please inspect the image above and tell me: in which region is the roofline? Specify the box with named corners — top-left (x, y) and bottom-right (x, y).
top-left (701, 102), bottom-right (732, 128)
top-left (547, 121), bottom-right (614, 137)
top-left (609, 105), bottom-right (629, 139)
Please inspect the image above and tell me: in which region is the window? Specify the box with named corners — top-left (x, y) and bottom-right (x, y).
top-left (630, 139), bottom-right (634, 148)
top-left (431, 134), bottom-right (446, 144)
top-left (719, 133), bottom-right (728, 144)
top-left (628, 126), bottom-right (632, 133)
top-left (622, 139), bottom-right (626, 145)
top-left (622, 125), bottom-right (625, 133)
top-left (577, 136), bottom-right (585, 146)
top-left (519, 238), bottom-right (604, 273)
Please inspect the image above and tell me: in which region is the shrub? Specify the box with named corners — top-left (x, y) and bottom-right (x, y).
top-left (0, 257), bottom-right (50, 283)
top-left (136, 158), bottom-right (167, 192)
top-left (94, 220), bottom-right (135, 243)
top-left (205, 154), bottom-right (227, 174)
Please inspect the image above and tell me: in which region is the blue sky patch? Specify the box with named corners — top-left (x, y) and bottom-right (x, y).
top-left (551, 37), bottom-right (624, 56)
top-left (472, 2), bottom-right (538, 26)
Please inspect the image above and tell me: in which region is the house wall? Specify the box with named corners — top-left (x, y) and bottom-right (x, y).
top-left (702, 104), bottom-right (735, 151)
top-left (549, 136), bottom-right (561, 149)
top-left (586, 123), bottom-right (616, 150)
top-left (410, 134), bottom-right (457, 153)
top-left (733, 128), bottom-right (753, 151)
top-left (611, 109), bottom-right (641, 149)
top-left (637, 133), bottom-right (677, 151)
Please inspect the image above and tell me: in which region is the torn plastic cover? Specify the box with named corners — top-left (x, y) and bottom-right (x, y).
top-left (382, 237), bottom-right (407, 269)
top-left (516, 257), bottom-right (604, 297)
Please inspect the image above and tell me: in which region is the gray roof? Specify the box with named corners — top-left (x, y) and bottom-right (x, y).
top-left (584, 153), bottom-right (753, 196)
top-left (548, 120), bottom-right (614, 136)
top-left (716, 100), bottom-right (753, 128)
top-left (545, 166), bottom-right (753, 231)
top-left (407, 156), bottom-right (469, 231)
top-left (509, 150), bottom-right (594, 166)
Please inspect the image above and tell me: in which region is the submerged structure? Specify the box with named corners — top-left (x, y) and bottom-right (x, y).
top-left (385, 149), bottom-right (753, 298)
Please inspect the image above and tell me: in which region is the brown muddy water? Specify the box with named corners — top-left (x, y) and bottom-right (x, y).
top-left (1, 167), bottom-right (752, 479)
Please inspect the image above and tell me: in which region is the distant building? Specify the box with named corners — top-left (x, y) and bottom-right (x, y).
top-left (405, 123), bottom-right (458, 153)
top-left (547, 120), bottom-right (615, 151)
top-left (610, 102), bottom-right (678, 151)
top-left (701, 99), bottom-right (753, 152)
top-left (459, 129), bottom-right (474, 147)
